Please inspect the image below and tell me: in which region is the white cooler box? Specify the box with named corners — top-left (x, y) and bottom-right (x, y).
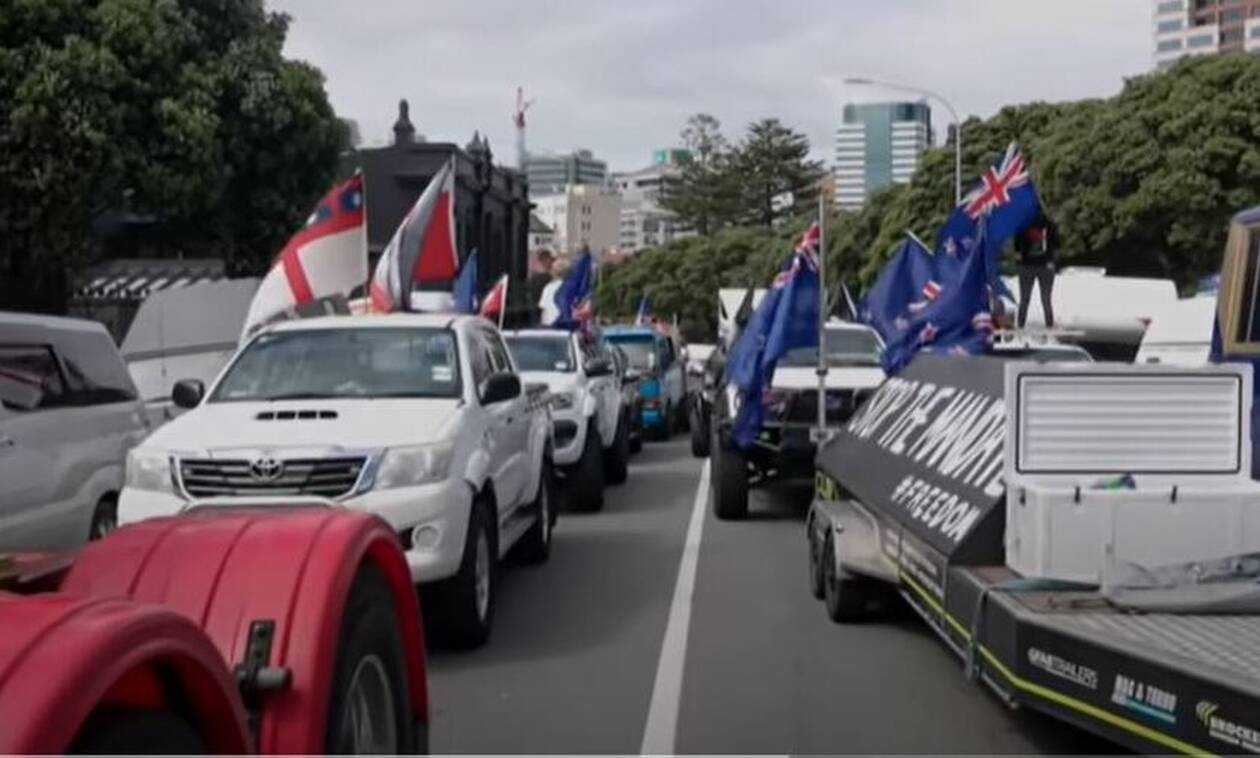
top-left (1003, 363), bottom-right (1260, 584)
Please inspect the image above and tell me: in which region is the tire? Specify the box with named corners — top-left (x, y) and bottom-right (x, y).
top-left (443, 501), bottom-right (497, 648)
top-left (689, 401), bottom-right (710, 458)
top-left (325, 563), bottom-right (415, 753)
top-left (823, 533), bottom-right (868, 623)
top-left (518, 461), bottom-right (555, 564)
top-left (71, 708), bottom-right (206, 754)
top-left (569, 423), bottom-right (605, 512)
top-left (89, 495), bottom-right (118, 541)
top-left (808, 519), bottom-right (825, 599)
top-left (604, 413), bottom-right (630, 486)
top-left (711, 438), bottom-right (748, 521)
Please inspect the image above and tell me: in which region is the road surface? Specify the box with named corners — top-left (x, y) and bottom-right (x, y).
top-left (427, 439), bottom-right (1117, 754)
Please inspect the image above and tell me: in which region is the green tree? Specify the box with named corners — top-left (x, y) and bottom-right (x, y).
top-left (840, 54), bottom-right (1260, 292)
top-left (661, 113), bottom-right (741, 236)
top-left (733, 118), bottom-right (824, 229)
top-left (0, 0), bottom-right (346, 313)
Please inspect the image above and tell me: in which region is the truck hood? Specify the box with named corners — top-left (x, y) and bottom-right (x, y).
top-left (772, 366), bottom-right (885, 391)
top-left (141, 399), bottom-right (462, 454)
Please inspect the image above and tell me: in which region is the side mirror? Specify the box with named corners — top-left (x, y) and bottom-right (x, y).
top-left (585, 357), bottom-right (612, 377)
top-left (172, 379), bottom-right (205, 409)
top-left (481, 372), bottom-right (522, 405)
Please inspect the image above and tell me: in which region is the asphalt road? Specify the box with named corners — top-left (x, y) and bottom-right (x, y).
top-left (426, 438), bottom-right (1118, 754)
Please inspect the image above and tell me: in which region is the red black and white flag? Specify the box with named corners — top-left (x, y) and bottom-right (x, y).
top-left (241, 173), bottom-right (366, 338)
top-left (479, 274), bottom-right (509, 326)
top-left (370, 158), bottom-right (459, 312)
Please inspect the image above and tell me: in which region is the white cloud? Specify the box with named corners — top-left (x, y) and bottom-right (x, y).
top-left (269, 0), bottom-right (1152, 171)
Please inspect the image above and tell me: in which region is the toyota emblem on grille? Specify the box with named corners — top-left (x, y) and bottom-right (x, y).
top-left (250, 455), bottom-right (284, 482)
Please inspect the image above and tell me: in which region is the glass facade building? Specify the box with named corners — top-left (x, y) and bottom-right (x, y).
top-left (833, 101), bottom-right (932, 211)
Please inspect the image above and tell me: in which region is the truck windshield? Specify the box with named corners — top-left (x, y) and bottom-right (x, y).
top-left (505, 336), bottom-right (575, 372)
top-left (605, 337), bottom-right (655, 372)
top-left (210, 327), bottom-right (462, 401)
top-left (780, 328), bottom-right (882, 367)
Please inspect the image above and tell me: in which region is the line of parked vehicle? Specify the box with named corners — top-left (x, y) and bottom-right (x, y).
top-left (0, 309), bottom-right (694, 649)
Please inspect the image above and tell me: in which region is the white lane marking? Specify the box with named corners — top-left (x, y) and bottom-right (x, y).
top-left (640, 459), bottom-right (710, 755)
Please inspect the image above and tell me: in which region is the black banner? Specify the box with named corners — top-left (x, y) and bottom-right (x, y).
top-left (816, 354), bottom-right (1007, 565)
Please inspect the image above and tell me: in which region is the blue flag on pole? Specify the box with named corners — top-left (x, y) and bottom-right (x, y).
top-left (937, 142), bottom-right (1041, 295)
top-left (452, 249), bottom-right (479, 313)
top-left (552, 249), bottom-right (594, 329)
top-left (882, 221), bottom-right (998, 373)
top-left (725, 223), bottom-right (821, 450)
top-left (859, 235), bottom-right (939, 346)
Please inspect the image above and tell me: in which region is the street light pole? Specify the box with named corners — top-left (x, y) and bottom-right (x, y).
top-left (842, 77), bottom-right (963, 205)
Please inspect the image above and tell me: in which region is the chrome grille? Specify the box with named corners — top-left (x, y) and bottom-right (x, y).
top-left (783, 389), bottom-right (857, 424)
top-left (179, 457), bottom-right (366, 499)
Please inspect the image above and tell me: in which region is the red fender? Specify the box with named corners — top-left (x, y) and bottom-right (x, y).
top-left (0, 592), bottom-right (250, 754)
top-left (60, 508), bottom-right (428, 754)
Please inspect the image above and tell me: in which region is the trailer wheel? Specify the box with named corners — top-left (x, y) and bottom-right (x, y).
top-left (325, 564), bottom-right (415, 754)
top-left (71, 708), bottom-right (206, 754)
top-left (569, 423), bottom-right (605, 512)
top-left (604, 413), bottom-right (630, 486)
top-left (822, 533), bottom-right (868, 622)
top-left (808, 522), bottom-right (825, 599)
top-left (517, 461), bottom-right (555, 565)
top-left (711, 436), bottom-right (748, 521)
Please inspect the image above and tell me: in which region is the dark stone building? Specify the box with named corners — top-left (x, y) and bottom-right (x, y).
top-left (346, 100), bottom-right (533, 324)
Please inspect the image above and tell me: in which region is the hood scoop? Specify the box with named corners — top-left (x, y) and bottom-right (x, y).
top-left (255, 409), bottom-right (339, 421)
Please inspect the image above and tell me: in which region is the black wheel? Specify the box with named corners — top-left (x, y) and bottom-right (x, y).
top-left (711, 437), bottom-right (748, 521)
top-left (569, 423), bottom-right (605, 512)
top-left (604, 412), bottom-right (630, 485)
top-left (652, 404), bottom-right (672, 441)
top-left (89, 495), bottom-right (118, 541)
top-left (443, 501), bottom-right (497, 648)
top-left (823, 533), bottom-right (869, 623)
top-left (689, 401), bottom-right (710, 458)
top-left (676, 399), bottom-right (690, 433)
top-left (71, 708), bottom-right (206, 754)
top-left (808, 520), bottom-right (825, 599)
top-left (518, 461), bottom-right (555, 564)
top-left (325, 563), bottom-right (415, 752)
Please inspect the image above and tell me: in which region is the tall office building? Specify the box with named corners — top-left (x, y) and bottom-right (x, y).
top-left (524, 149), bottom-right (608, 196)
top-left (833, 101), bottom-right (932, 212)
top-left (531, 184), bottom-right (621, 256)
top-left (1153, 0), bottom-right (1260, 68)
top-left (611, 149), bottom-right (693, 254)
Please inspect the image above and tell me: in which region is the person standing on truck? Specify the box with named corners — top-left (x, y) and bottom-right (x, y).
top-left (1014, 210), bottom-right (1058, 330)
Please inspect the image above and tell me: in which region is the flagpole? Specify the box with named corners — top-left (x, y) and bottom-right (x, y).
top-left (815, 187), bottom-right (828, 444)
top-left (358, 167), bottom-right (371, 312)
top-left (499, 275), bottom-right (509, 330)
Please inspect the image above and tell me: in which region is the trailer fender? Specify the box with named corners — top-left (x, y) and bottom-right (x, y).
top-left (812, 498), bottom-right (898, 585)
top-left (59, 508), bottom-right (428, 754)
top-left (0, 592), bottom-right (250, 754)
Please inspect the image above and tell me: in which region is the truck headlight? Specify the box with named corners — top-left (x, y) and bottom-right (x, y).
top-left (374, 442), bottom-right (455, 489)
top-left (126, 449), bottom-right (177, 494)
top-left (552, 392), bottom-right (576, 410)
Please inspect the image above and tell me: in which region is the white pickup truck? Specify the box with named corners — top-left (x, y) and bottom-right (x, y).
top-left (117, 313), bottom-right (554, 648)
top-left (502, 329), bottom-right (631, 512)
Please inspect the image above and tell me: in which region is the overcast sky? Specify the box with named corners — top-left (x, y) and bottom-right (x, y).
top-left (268, 0), bottom-right (1153, 173)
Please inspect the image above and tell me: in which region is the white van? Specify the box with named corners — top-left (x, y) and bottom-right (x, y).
top-left (0, 313), bottom-right (150, 550)
top-left (1135, 296), bottom-right (1216, 367)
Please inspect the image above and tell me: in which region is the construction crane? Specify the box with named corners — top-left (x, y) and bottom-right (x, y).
top-left (513, 86), bottom-right (535, 169)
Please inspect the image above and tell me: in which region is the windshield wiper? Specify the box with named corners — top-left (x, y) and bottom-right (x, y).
top-left (261, 392), bottom-right (340, 401)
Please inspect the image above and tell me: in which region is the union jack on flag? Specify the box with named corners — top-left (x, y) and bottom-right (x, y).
top-left (962, 143), bottom-right (1030, 220)
top-left (772, 222), bottom-right (821, 289)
